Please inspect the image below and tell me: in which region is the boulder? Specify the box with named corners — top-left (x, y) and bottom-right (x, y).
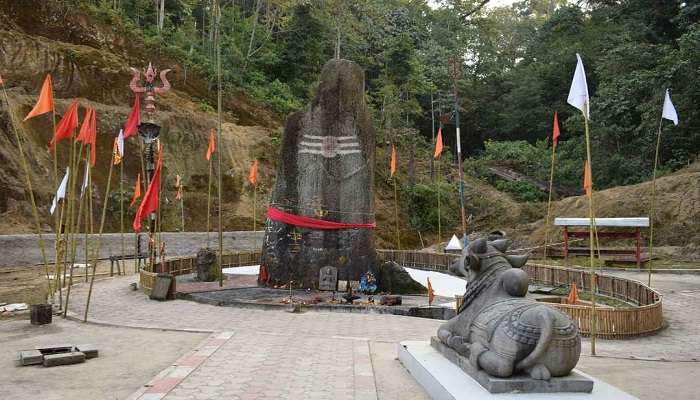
top-left (195, 248), bottom-right (218, 282)
top-left (374, 261), bottom-right (427, 295)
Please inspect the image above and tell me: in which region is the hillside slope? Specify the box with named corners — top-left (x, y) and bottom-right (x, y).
top-left (525, 162), bottom-right (700, 255)
top-left (0, 1), bottom-right (279, 234)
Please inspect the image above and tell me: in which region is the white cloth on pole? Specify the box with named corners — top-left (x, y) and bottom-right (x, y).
top-left (80, 161), bottom-right (89, 198)
top-left (567, 53), bottom-right (590, 119)
top-left (662, 89), bottom-right (678, 126)
top-left (50, 167), bottom-right (70, 215)
top-left (116, 129), bottom-right (124, 157)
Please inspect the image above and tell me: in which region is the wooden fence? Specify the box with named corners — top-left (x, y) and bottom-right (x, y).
top-left (139, 249), bottom-right (663, 338)
top-left (139, 251), bottom-right (262, 292)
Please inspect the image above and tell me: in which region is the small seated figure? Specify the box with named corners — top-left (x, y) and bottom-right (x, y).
top-left (358, 271), bottom-right (377, 294)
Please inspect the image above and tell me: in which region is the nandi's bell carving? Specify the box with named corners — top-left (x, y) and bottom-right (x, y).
top-left (438, 238), bottom-right (582, 382)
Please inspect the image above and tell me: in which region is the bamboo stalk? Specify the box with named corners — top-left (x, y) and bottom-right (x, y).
top-left (543, 142), bottom-right (557, 265)
top-left (205, 156), bottom-right (213, 247)
top-left (582, 113), bottom-right (597, 356)
top-left (84, 149), bottom-right (115, 322)
top-left (0, 82), bottom-right (52, 297)
top-left (215, 0), bottom-right (224, 288)
top-left (393, 177), bottom-right (400, 250)
top-left (648, 118), bottom-right (663, 286)
top-left (120, 148), bottom-right (125, 274)
top-left (62, 143), bottom-right (86, 317)
top-left (436, 157), bottom-right (442, 243)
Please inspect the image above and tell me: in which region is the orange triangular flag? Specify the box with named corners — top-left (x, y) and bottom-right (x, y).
top-left (129, 173), bottom-right (142, 208)
top-left (427, 277), bottom-right (435, 305)
top-left (206, 129), bottom-right (216, 161)
top-left (248, 160), bottom-right (258, 186)
top-left (567, 282), bottom-right (578, 304)
top-left (552, 112), bottom-right (561, 148)
top-left (433, 127), bottom-right (444, 159)
top-left (133, 151), bottom-right (163, 232)
top-left (390, 145), bottom-right (397, 177)
top-left (583, 160), bottom-right (592, 196)
top-left (24, 74), bottom-right (54, 121)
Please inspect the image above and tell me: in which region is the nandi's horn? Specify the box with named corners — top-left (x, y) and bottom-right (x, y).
top-left (505, 254), bottom-right (529, 268)
top-left (472, 238), bottom-right (488, 254)
top-left (490, 239), bottom-right (510, 253)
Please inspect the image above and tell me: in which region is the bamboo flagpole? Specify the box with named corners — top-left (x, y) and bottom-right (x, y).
top-left (116, 130), bottom-right (125, 275)
top-left (648, 89), bottom-right (679, 286)
top-left (63, 147), bottom-right (89, 317)
top-left (215, 0), bottom-right (224, 288)
top-left (434, 126), bottom-right (444, 242)
top-left (567, 53), bottom-right (598, 355)
top-left (248, 159), bottom-right (259, 237)
top-left (543, 112), bottom-right (561, 266)
top-left (0, 76), bottom-right (53, 297)
top-left (390, 144), bottom-right (400, 249)
top-left (206, 128), bottom-right (215, 248)
top-left (84, 144), bottom-right (115, 322)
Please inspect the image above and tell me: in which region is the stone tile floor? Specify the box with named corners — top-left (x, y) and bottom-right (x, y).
top-left (56, 268), bottom-right (700, 399)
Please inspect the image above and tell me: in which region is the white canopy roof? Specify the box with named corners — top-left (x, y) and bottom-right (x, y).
top-left (554, 217), bottom-right (649, 227)
top-left (445, 234), bottom-right (463, 250)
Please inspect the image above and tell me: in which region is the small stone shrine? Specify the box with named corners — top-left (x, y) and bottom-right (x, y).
top-left (319, 266), bottom-right (338, 291)
top-left (262, 59), bottom-right (376, 288)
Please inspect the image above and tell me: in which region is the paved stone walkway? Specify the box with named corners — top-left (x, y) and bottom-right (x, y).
top-left (61, 269), bottom-right (700, 399)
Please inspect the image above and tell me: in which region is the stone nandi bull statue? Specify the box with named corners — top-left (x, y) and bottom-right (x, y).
top-left (439, 238), bottom-right (581, 380)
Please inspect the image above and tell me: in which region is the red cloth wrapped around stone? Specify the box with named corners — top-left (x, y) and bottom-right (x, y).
top-left (267, 207), bottom-right (376, 230)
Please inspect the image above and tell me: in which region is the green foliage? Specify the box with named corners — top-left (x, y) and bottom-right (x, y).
top-left (493, 180), bottom-right (545, 202)
top-left (404, 182), bottom-right (459, 232)
top-left (85, 0), bottom-right (697, 191)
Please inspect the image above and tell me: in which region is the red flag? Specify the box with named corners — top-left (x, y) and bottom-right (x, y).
top-left (76, 107), bottom-right (97, 166)
top-left (133, 151), bottom-right (163, 232)
top-left (123, 94), bottom-right (140, 139)
top-left (390, 145), bottom-right (397, 177)
top-left (567, 282), bottom-right (578, 304)
top-left (248, 159), bottom-right (258, 186)
top-left (258, 264), bottom-right (270, 285)
top-left (129, 174), bottom-right (142, 208)
top-left (427, 277), bottom-right (435, 305)
top-left (433, 127), bottom-right (444, 159)
top-left (583, 160), bottom-right (592, 196)
top-left (49, 100), bottom-right (79, 150)
top-left (206, 129), bottom-right (216, 161)
top-left (24, 75), bottom-right (54, 121)
top-left (552, 112), bottom-right (561, 148)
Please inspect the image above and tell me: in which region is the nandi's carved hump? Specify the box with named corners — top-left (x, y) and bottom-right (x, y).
top-left (438, 237), bottom-right (581, 380)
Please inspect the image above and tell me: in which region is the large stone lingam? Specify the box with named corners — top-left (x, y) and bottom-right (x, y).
top-left (261, 59), bottom-right (375, 288)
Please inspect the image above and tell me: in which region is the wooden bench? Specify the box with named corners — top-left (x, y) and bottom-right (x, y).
top-left (554, 217), bottom-right (650, 269)
top-left (109, 253), bottom-right (149, 276)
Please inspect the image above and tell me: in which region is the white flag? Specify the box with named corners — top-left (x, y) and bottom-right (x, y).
top-left (116, 129), bottom-right (124, 157)
top-left (662, 89), bottom-right (678, 126)
top-left (50, 167), bottom-right (70, 215)
top-left (567, 53), bottom-right (590, 119)
top-left (80, 161), bottom-right (90, 198)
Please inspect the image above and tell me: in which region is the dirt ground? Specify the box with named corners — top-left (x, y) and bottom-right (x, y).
top-left (0, 318), bottom-right (206, 400)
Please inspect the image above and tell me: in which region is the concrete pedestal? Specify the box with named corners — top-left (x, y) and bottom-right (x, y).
top-left (398, 341), bottom-right (638, 400)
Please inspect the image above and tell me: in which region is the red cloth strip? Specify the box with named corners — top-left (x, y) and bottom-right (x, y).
top-left (267, 207), bottom-right (376, 230)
